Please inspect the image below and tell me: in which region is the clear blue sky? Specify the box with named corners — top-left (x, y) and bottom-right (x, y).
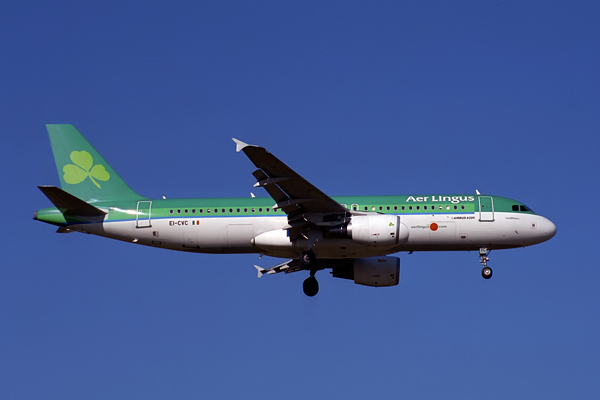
top-left (2, 1), bottom-right (599, 399)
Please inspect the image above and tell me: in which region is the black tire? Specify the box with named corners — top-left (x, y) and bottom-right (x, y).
top-left (299, 250), bottom-right (316, 268)
top-left (303, 277), bottom-right (319, 297)
top-left (482, 266), bottom-right (493, 279)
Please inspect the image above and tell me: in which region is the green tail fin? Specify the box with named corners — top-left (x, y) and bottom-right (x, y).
top-left (46, 124), bottom-right (145, 202)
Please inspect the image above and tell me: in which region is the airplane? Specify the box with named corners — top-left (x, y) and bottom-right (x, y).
top-left (35, 124), bottom-right (557, 296)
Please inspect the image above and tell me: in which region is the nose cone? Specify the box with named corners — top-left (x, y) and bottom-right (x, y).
top-left (540, 216), bottom-right (557, 241)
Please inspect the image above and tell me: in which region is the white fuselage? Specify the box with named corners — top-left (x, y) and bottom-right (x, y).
top-left (77, 210), bottom-right (556, 259)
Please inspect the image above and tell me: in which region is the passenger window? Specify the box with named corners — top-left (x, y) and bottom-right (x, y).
top-left (192, 209), bottom-right (196, 214)
top-left (177, 209), bottom-right (181, 214)
top-left (409, 206), bottom-right (413, 210)
top-left (394, 206), bottom-right (398, 211)
top-left (424, 206), bottom-right (428, 210)
top-left (252, 208), bottom-right (255, 212)
top-left (169, 210), bottom-right (173, 214)
top-left (222, 209), bottom-right (225, 213)
top-left (214, 209), bottom-right (218, 213)
top-left (461, 205), bottom-right (465, 210)
top-left (402, 206), bottom-right (405, 211)
top-left (237, 208), bottom-right (240, 213)
top-left (244, 208), bottom-right (248, 212)
top-left (184, 209), bottom-right (188, 214)
top-left (199, 209), bottom-right (204, 214)
top-left (259, 208), bottom-right (263, 212)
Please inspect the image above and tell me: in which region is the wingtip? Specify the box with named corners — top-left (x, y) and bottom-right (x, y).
top-left (254, 265), bottom-right (264, 278)
top-left (232, 138), bottom-right (250, 152)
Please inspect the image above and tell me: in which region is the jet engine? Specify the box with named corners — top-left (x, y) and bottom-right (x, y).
top-left (330, 215), bottom-right (409, 246)
top-left (332, 256), bottom-right (400, 287)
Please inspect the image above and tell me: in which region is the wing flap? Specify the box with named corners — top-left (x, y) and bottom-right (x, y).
top-left (251, 169), bottom-right (291, 211)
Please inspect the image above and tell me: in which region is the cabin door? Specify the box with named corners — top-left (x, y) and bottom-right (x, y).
top-left (478, 196), bottom-right (494, 222)
top-left (136, 201), bottom-right (152, 228)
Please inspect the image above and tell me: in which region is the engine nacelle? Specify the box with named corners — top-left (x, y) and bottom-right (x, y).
top-left (349, 215), bottom-right (408, 246)
top-left (332, 256), bottom-right (400, 287)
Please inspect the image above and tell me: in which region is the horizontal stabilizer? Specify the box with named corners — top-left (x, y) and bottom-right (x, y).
top-left (38, 186), bottom-right (106, 221)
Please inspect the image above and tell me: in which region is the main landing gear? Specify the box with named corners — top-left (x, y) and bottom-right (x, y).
top-left (479, 247), bottom-right (492, 279)
top-left (300, 250), bottom-right (319, 296)
top-left (303, 274), bottom-right (319, 297)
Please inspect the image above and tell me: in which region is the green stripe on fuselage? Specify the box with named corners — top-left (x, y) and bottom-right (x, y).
top-left (38, 194), bottom-right (534, 225)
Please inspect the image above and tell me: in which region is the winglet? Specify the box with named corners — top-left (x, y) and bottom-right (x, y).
top-left (232, 138), bottom-right (250, 153)
top-left (254, 265), bottom-right (264, 278)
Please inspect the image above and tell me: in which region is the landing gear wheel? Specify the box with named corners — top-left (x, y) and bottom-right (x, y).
top-left (300, 250), bottom-right (317, 268)
top-left (479, 247), bottom-right (492, 279)
top-left (303, 277), bottom-right (319, 297)
top-left (482, 266), bottom-right (493, 279)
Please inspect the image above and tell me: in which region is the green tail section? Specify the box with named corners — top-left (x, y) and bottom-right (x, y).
top-left (46, 124), bottom-right (146, 202)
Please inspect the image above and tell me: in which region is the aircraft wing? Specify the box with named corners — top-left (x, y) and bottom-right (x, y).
top-left (254, 258), bottom-right (352, 278)
top-left (233, 139), bottom-right (348, 215)
top-left (233, 139), bottom-right (351, 241)
top-left (254, 259), bottom-right (303, 277)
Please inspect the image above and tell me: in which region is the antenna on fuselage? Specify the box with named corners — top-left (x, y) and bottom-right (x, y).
top-left (476, 189), bottom-right (481, 195)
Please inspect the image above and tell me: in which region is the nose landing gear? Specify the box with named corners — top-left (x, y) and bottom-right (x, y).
top-left (479, 247), bottom-right (492, 279)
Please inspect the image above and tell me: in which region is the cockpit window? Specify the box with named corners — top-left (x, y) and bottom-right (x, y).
top-left (512, 204), bottom-right (533, 212)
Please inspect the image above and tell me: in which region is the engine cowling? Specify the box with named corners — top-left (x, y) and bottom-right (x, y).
top-left (349, 215), bottom-right (408, 246)
top-left (332, 256), bottom-right (400, 287)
